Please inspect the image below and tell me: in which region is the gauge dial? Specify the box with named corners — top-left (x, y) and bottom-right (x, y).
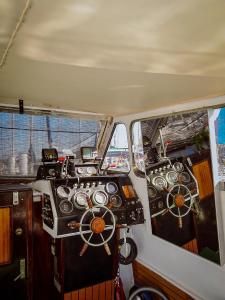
top-left (152, 176), bottom-right (167, 191)
top-left (48, 168), bottom-right (56, 177)
top-left (86, 166), bottom-right (97, 175)
top-left (56, 186), bottom-right (71, 198)
top-left (148, 186), bottom-right (157, 199)
top-left (180, 172), bottom-right (191, 183)
top-left (106, 182), bottom-right (118, 194)
top-left (77, 167), bottom-right (84, 174)
top-left (92, 190), bottom-right (108, 206)
top-left (173, 162), bottom-right (184, 172)
top-left (73, 192), bottom-right (88, 209)
top-left (110, 195), bottom-right (122, 208)
top-left (59, 200), bottom-right (73, 214)
top-left (166, 171), bottom-right (178, 185)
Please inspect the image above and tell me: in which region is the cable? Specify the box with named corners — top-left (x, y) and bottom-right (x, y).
top-left (118, 237), bottom-right (137, 265)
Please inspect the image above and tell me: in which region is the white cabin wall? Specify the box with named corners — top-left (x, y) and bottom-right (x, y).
top-left (114, 95), bottom-right (225, 300)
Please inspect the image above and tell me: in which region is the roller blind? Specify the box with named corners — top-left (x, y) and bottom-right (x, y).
top-left (0, 111), bottom-right (100, 176)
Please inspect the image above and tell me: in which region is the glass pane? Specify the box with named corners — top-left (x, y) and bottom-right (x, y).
top-left (137, 109), bottom-right (220, 265)
top-left (0, 112), bottom-right (101, 177)
top-left (132, 121), bottom-right (145, 174)
top-left (102, 123), bottom-right (129, 172)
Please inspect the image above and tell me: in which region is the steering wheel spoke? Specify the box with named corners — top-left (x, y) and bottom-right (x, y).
top-left (102, 210), bottom-right (108, 219)
top-left (100, 233), bottom-right (105, 243)
top-left (166, 184), bottom-right (193, 224)
top-left (184, 203), bottom-right (190, 209)
top-left (79, 205), bottom-right (116, 248)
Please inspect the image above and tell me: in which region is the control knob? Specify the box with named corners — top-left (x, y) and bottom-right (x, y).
top-left (130, 211), bottom-right (136, 221)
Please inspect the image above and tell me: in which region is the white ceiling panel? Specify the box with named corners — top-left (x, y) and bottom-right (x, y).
top-left (1, 0), bottom-right (225, 115)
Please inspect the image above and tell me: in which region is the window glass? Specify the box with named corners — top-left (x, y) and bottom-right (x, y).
top-left (132, 109), bottom-right (221, 265)
top-left (132, 121), bottom-right (145, 173)
top-left (102, 123), bottom-right (129, 172)
top-left (0, 111), bottom-right (101, 176)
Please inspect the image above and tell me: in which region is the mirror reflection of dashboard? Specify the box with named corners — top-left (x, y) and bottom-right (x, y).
top-left (132, 109), bottom-right (221, 265)
top-left (81, 147), bottom-right (98, 162)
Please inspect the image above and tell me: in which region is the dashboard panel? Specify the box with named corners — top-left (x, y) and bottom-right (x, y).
top-left (33, 175), bottom-right (144, 238)
top-left (147, 158), bottom-right (198, 217)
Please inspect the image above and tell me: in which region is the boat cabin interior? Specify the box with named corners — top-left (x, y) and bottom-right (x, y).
top-left (1, 1), bottom-right (225, 299)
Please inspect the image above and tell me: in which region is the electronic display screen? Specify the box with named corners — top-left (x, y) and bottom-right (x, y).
top-left (42, 148), bottom-right (58, 162)
top-left (81, 147), bottom-right (97, 160)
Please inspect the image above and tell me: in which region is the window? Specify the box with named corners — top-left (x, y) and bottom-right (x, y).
top-left (102, 123), bottom-right (130, 172)
top-left (0, 111), bottom-right (101, 176)
top-left (132, 121), bottom-right (145, 173)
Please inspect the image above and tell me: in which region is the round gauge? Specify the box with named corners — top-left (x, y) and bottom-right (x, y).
top-left (173, 162), bottom-right (184, 172)
top-left (148, 186), bottom-right (157, 199)
top-left (77, 167), bottom-right (84, 174)
top-left (48, 168), bottom-right (56, 177)
top-left (73, 192), bottom-right (88, 209)
top-left (92, 190), bottom-right (108, 206)
top-left (152, 176), bottom-right (167, 191)
top-left (110, 195), bottom-right (122, 208)
top-left (59, 200), bottom-right (73, 214)
top-left (106, 182), bottom-right (118, 194)
top-left (56, 186), bottom-right (71, 198)
top-left (180, 172), bottom-right (191, 183)
top-left (166, 171), bottom-right (178, 184)
top-left (86, 166), bottom-right (97, 175)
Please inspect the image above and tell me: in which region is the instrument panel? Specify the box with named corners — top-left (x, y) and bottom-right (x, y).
top-left (147, 159), bottom-right (198, 217)
top-left (33, 175), bottom-right (144, 238)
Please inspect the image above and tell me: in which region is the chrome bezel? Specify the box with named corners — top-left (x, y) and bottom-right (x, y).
top-left (110, 195), bottom-right (122, 208)
top-left (73, 191), bottom-right (89, 209)
top-left (59, 199), bottom-right (73, 214)
top-left (105, 182), bottom-right (118, 194)
top-left (152, 176), bottom-right (167, 191)
top-left (86, 166), bottom-right (97, 175)
top-left (173, 162), bottom-right (184, 172)
top-left (166, 170), bottom-right (178, 185)
top-left (180, 171), bottom-right (191, 183)
top-left (77, 167), bottom-right (84, 174)
top-left (56, 185), bottom-right (71, 199)
top-left (92, 190), bottom-right (108, 206)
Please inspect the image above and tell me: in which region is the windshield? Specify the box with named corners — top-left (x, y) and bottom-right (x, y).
top-left (0, 111), bottom-right (102, 177)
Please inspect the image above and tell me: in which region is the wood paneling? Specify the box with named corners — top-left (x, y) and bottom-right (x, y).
top-left (0, 207), bottom-right (11, 265)
top-left (182, 239), bottom-right (198, 254)
top-left (192, 160), bottom-right (213, 200)
top-left (133, 261), bottom-right (193, 300)
top-left (64, 280), bottom-right (115, 300)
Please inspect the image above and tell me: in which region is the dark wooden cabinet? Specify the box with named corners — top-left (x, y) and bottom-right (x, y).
top-left (0, 185), bottom-right (33, 300)
top-left (0, 183), bottom-right (118, 300)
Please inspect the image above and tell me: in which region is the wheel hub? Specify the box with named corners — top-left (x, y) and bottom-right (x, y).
top-left (175, 194), bottom-right (185, 207)
top-left (90, 217), bottom-right (105, 234)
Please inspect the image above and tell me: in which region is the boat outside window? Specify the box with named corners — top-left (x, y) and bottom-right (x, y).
top-left (102, 123), bottom-right (130, 173)
top-left (131, 121), bottom-right (145, 175)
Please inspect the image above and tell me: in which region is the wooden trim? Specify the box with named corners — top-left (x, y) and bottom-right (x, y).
top-left (182, 238), bottom-right (198, 254)
top-left (192, 160), bottom-right (213, 201)
top-left (64, 280), bottom-right (115, 300)
top-left (133, 261), bottom-right (193, 300)
top-left (0, 207), bottom-right (12, 265)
